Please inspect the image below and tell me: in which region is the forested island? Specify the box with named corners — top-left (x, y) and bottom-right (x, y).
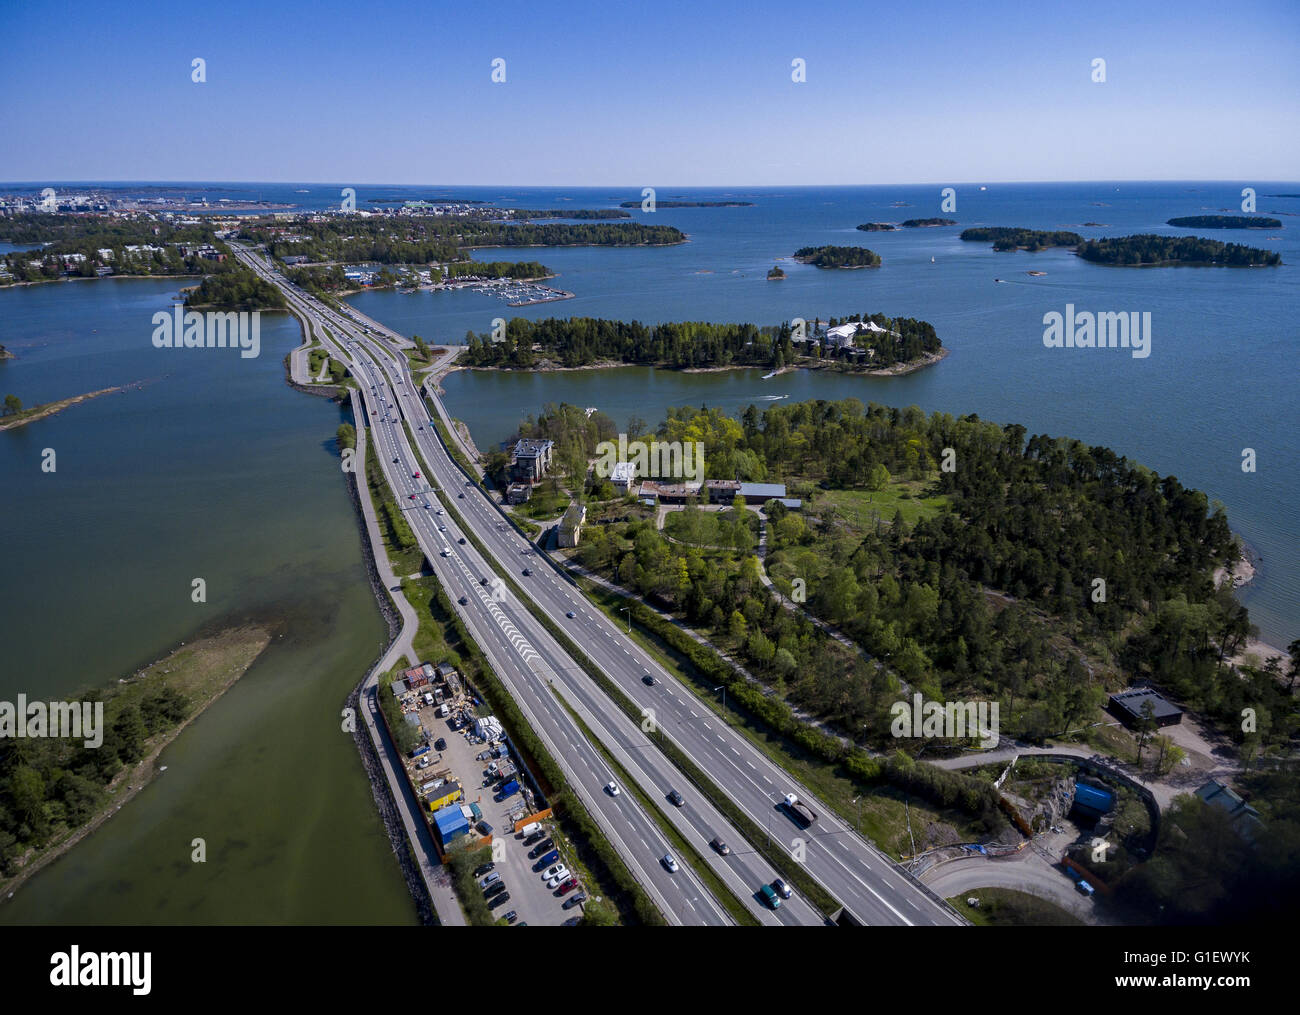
top-left (1166, 215), bottom-right (1282, 229)
top-left (1076, 234), bottom-right (1282, 267)
top-left (509, 209), bottom-right (631, 220)
top-left (241, 216), bottom-right (686, 267)
top-left (960, 227), bottom-right (1083, 251)
top-left (618, 200), bottom-right (753, 208)
top-left (461, 312), bottom-right (941, 372)
top-left (793, 245), bottom-right (882, 268)
top-left (528, 395), bottom-right (1296, 921)
top-left (899, 217), bottom-right (956, 227)
top-left (767, 265), bottom-right (786, 280)
top-left (856, 223), bottom-right (897, 231)
top-left (183, 264), bottom-right (287, 309)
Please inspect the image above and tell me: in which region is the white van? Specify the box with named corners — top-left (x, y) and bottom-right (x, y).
top-left (518, 822), bottom-right (541, 839)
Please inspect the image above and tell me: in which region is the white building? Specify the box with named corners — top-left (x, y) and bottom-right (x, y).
top-left (610, 460), bottom-right (637, 490)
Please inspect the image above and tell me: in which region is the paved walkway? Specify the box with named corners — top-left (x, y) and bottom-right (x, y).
top-left (348, 390), bottom-right (465, 926)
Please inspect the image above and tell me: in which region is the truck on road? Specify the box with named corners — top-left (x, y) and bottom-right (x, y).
top-left (782, 793), bottom-right (817, 828)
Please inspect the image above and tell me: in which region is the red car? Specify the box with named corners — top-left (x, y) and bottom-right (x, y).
top-left (412, 471), bottom-right (420, 479)
top-left (409, 494), bottom-right (416, 500)
top-left (557, 878), bottom-right (579, 895)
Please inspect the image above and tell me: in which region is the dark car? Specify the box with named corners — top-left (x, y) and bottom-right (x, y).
top-left (772, 878), bottom-right (792, 899)
top-left (503, 910), bottom-right (518, 924)
top-left (523, 830), bottom-right (546, 847)
top-left (483, 881), bottom-right (507, 898)
top-left (642, 673), bottom-right (656, 686)
top-left (562, 893), bottom-right (586, 910)
top-left (473, 862), bottom-right (495, 878)
top-left (710, 836), bottom-right (731, 856)
top-left (458, 537), bottom-right (466, 545)
top-left (458, 492), bottom-right (465, 498)
top-left (434, 738), bottom-right (447, 751)
top-left (522, 567), bottom-right (532, 576)
top-left (458, 596), bottom-right (469, 605)
top-left (528, 839), bottom-right (554, 859)
top-left (480, 577), bottom-right (489, 586)
top-left (668, 790), bottom-right (685, 807)
top-left (488, 892), bottom-right (512, 909)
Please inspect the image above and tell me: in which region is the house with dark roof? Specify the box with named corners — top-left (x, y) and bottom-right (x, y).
top-left (509, 438), bottom-right (554, 483)
top-left (1108, 687), bottom-right (1183, 728)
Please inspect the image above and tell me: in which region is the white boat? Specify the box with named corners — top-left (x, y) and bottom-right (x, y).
top-left (930, 256), bottom-right (935, 263)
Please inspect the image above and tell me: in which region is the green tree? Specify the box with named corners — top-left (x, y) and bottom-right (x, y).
top-left (3, 394), bottom-right (21, 416)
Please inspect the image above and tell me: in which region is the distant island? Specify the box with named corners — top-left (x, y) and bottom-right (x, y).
top-left (899, 217), bottom-right (956, 228)
top-left (793, 245), bottom-right (882, 269)
top-left (1076, 234), bottom-right (1282, 267)
top-left (856, 223), bottom-right (897, 232)
top-left (619, 200), bottom-right (753, 208)
top-left (1166, 215), bottom-right (1282, 230)
top-left (0, 344), bottom-right (12, 360)
top-left (960, 227), bottom-right (1083, 251)
top-left (766, 265), bottom-right (786, 280)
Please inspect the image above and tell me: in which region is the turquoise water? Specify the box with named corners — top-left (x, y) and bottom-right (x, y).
top-left (0, 278), bottom-right (415, 923)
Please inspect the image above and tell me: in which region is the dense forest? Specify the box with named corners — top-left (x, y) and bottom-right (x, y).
top-left (960, 227), bottom-right (1083, 251)
top-left (0, 683), bottom-right (190, 875)
top-left (443, 259), bottom-right (550, 280)
top-left (184, 264), bottom-right (286, 309)
top-left (552, 398), bottom-right (1294, 764)
top-left (1076, 234), bottom-right (1282, 266)
top-left (509, 209), bottom-right (630, 219)
top-left (1166, 215), bottom-right (1281, 229)
top-left (240, 215), bottom-right (685, 270)
top-left (461, 313), bottom-right (941, 371)
top-left (900, 218), bottom-right (957, 227)
top-left (856, 222), bottom-right (897, 231)
top-left (793, 245), bottom-right (882, 268)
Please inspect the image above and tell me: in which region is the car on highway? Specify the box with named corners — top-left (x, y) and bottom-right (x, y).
top-left (542, 864), bottom-right (568, 883)
top-left (436, 509), bottom-right (443, 515)
top-left (661, 854), bottom-right (679, 873)
top-left (439, 525), bottom-right (447, 532)
top-left (562, 894), bottom-right (586, 910)
top-left (668, 790), bottom-right (685, 807)
top-left (479, 577), bottom-right (489, 586)
top-left (522, 567), bottom-right (532, 576)
top-left (710, 836), bottom-right (731, 856)
top-left (605, 781), bottom-right (620, 796)
top-left (458, 596), bottom-right (469, 605)
top-left (565, 610), bottom-right (576, 618)
top-left (391, 456), bottom-right (398, 463)
top-left (772, 878), bottom-right (792, 899)
top-left (488, 892), bottom-right (512, 910)
top-left (761, 884), bottom-right (781, 909)
top-left (458, 537), bottom-right (466, 545)
top-left (458, 492), bottom-right (465, 498)
top-left (528, 839), bottom-right (554, 859)
top-left (642, 673), bottom-right (656, 686)
top-left (412, 471), bottom-right (420, 479)
top-left (409, 494), bottom-right (416, 500)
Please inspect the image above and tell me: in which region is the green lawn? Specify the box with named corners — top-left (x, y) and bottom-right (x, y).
top-left (815, 480), bottom-right (949, 529)
top-left (949, 887), bottom-right (1084, 926)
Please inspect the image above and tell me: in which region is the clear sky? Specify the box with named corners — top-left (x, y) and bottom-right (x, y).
top-left (1, 0), bottom-right (1296, 186)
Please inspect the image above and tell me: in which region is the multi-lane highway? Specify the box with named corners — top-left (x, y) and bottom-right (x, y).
top-left (239, 242), bottom-right (962, 926)
top-left (237, 244), bottom-right (827, 926)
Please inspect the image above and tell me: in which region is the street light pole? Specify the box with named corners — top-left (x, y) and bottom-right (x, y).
top-left (619, 606), bottom-right (631, 633)
top-left (853, 795), bottom-right (861, 834)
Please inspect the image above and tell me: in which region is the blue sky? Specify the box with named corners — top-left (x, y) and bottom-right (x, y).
top-left (1, 0), bottom-right (1296, 185)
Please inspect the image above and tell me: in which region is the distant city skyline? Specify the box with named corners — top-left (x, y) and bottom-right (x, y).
top-left (2, 0), bottom-right (1296, 186)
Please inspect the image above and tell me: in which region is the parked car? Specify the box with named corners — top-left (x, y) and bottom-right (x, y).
top-left (668, 790), bottom-right (684, 807)
top-left (523, 831), bottom-right (546, 847)
top-left (483, 881), bottom-right (507, 899)
top-left (434, 738), bottom-right (447, 751)
top-left (661, 854), bottom-right (679, 873)
top-left (480, 872), bottom-right (501, 889)
top-left (557, 878), bottom-right (579, 895)
top-left (562, 894), bottom-right (586, 910)
top-left (473, 862), bottom-right (495, 878)
top-left (528, 839), bottom-right (554, 859)
top-left (534, 850), bottom-right (559, 870)
top-left (504, 910), bottom-right (518, 924)
top-left (710, 836), bottom-right (731, 856)
top-left (488, 892), bottom-right (511, 909)
top-left (772, 878), bottom-right (792, 899)
top-left (546, 871), bottom-right (570, 889)
top-left (542, 864), bottom-right (568, 881)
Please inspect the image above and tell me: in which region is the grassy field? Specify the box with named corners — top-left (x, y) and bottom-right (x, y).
top-left (815, 480), bottom-right (949, 529)
top-left (948, 887), bottom-right (1085, 926)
